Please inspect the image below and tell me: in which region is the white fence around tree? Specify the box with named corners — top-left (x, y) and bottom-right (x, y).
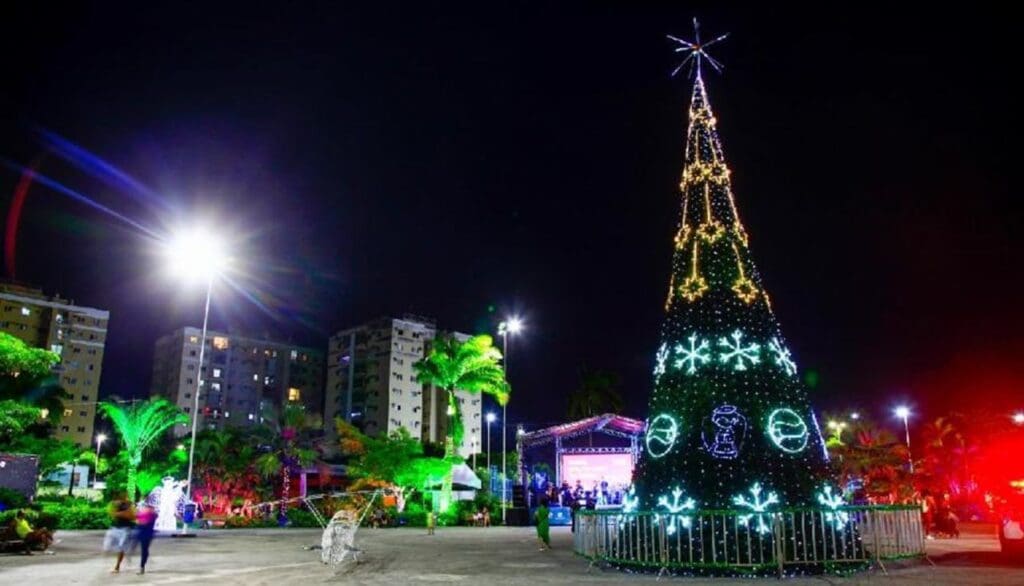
top-left (573, 505), bottom-right (925, 576)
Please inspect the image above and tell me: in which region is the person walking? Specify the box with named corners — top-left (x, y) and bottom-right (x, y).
top-left (535, 497), bottom-right (550, 551)
top-left (426, 509), bottom-right (436, 535)
top-left (133, 502), bottom-right (157, 574)
top-left (104, 493), bottom-right (136, 573)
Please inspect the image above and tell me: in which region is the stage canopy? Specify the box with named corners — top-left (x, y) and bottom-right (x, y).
top-left (518, 413), bottom-right (645, 449)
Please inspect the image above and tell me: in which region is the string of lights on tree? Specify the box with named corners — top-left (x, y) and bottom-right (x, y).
top-left (631, 19), bottom-right (831, 539)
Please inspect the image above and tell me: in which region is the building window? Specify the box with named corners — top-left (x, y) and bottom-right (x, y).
top-left (77, 426), bottom-right (86, 433)
top-left (212, 368), bottom-right (221, 378)
top-left (21, 307), bottom-right (31, 316)
top-left (79, 410), bottom-right (87, 417)
top-left (213, 336), bottom-right (230, 350)
top-left (63, 408), bottom-right (73, 417)
top-left (189, 335), bottom-right (199, 343)
top-left (288, 387), bottom-right (301, 402)
top-left (51, 344), bottom-right (63, 354)
top-left (211, 382), bottom-right (221, 391)
top-left (290, 350), bottom-right (298, 360)
top-left (253, 374), bottom-right (259, 381)
top-left (189, 350), bottom-right (197, 357)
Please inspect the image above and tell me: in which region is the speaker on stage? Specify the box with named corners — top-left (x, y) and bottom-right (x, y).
top-left (505, 507), bottom-right (530, 526)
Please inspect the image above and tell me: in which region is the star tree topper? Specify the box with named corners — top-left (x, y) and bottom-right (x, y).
top-left (668, 18), bottom-right (729, 78)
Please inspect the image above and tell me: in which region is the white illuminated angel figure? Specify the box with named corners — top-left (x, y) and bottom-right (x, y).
top-left (153, 476), bottom-right (186, 533)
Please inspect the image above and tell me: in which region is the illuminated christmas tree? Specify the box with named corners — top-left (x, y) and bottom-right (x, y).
top-left (633, 24), bottom-right (829, 518)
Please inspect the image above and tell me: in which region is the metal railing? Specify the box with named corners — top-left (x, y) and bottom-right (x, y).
top-left (573, 505), bottom-right (924, 576)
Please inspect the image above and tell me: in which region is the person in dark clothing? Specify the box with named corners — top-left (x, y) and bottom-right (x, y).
top-left (133, 503), bottom-right (157, 574)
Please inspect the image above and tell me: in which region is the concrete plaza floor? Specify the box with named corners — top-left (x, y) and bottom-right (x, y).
top-left (1, 526), bottom-right (1023, 584)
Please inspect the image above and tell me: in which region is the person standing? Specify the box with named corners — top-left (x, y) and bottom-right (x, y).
top-left (104, 494), bottom-right (136, 573)
top-left (535, 497), bottom-right (550, 551)
top-left (133, 503), bottom-right (157, 574)
top-left (426, 509), bottom-right (436, 535)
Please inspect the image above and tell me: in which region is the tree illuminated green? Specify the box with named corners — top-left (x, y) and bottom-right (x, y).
top-left (0, 332), bottom-right (66, 421)
top-left (100, 398), bottom-right (188, 501)
top-left (413, 334), bottom-right (509, 509)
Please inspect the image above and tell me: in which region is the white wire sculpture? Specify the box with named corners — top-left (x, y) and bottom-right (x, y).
top-left (320, 491), bottom-right (379, 569)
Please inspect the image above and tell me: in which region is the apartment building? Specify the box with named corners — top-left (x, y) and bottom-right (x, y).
top-left (325, 315), bottom-right (482, 458)
top-left (150, 327), bottom-right (324, 436)
top-left (1, 283), bottom-right (109, 447)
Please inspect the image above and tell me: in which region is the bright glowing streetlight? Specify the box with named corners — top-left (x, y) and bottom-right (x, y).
top-left (497, 316), bottom-right (523, 525)
top-left (894, 406), bottom-right (913, 472)
top-left (486, 412), bottom-right (497, 472)
top-left (93, 433), bottom-right (107, 485)
top-left (164, 226), bottom-right (228, 535)
top-left (1013, 412), bottom-right (1024, 425)
top-left (850, 412), bottom-right (860, 421)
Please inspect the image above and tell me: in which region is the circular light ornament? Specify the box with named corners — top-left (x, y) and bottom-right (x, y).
top-left (645, 414), bottom-right (680, 458)
top-left (767, 408), bottom-right (809, 453)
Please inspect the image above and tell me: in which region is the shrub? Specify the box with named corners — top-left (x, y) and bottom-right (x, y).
top-left (0, 487), bottom-right (29, 510)
top-left (223, 515), bottom-right (277, 529)
top-left (38, 501), bottom-right (109, 529)
top-left (286, 508), bottom-right (321, 528)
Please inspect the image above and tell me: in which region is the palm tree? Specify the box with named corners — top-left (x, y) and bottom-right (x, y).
top-left (413, 334), bottom-right (510, 509)
top-left (567, 368), bottom-right (623, 420)
top-left (255, 404), bottom-right (318, 520)
top-left (99, 398), bottom-right (187, 501)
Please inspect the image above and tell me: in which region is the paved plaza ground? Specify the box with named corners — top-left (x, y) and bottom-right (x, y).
top-left (1, 525), bottom-right (1023, 585)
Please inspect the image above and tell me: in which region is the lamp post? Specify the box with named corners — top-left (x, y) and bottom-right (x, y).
top-left (894, 406), bottom-right (913, 473)
top-left (486, 412), bottom-right (496, 472)
top-left (93, 433), bottom-right (106, 485)
top-left (165, 228), bottom-right (227, 535)
top-left (497, 317), bottom-right (522, 525)
top-left (1013, 412), bottom-right (1024, 426)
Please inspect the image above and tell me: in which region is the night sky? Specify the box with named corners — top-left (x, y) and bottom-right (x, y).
top-left (2, 4), bottom-right (1020, 433)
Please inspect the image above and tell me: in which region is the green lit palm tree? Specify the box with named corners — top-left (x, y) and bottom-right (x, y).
top-left (100, 398), bottom-right (188, 501)
top-left (413, 334), bottom-right (510, 509)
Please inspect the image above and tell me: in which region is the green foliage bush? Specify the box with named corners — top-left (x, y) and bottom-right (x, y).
top-left (223, 515), bottom-right (277, 529)
top-left (0, 487), bottom-right (29, 509)
top-left (286, 508), bottom-right (321, 528)
top-left (38, 501), bottom-right (109, 529)
top-left (0, 507), bottom-right (60, 531)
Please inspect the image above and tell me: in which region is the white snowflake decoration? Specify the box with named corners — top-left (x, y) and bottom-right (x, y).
top-left (657, 486), bottom-right (696, 535)
top-left (732, 482), bottom-right (780, 534)
top-left (653, 343), bottom-right (669, 382)
top-left (768, 337), bottom-right (797, 376)
top-left (817, 485), bottom-right (850, 528)
top-left (718, 329), bottom-right (761, 371)
top-left (674, 333), bottom-right (711, 375)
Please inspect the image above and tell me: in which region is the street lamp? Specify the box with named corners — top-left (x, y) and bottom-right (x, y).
top-left (165, 227), bottom-right (228, 535)
top-left (894, 406), bottom-right (913, 473)
top-left (486, 412), bottom-right (497, 472)
top-left (849, 412), bottom-right (860, 421)
top-left (1013, 412), bottom-right (1024, 425)
top-left (497, 317), bottom-right (523, 525)
top-left (94, 433), bottom-right (107, 485)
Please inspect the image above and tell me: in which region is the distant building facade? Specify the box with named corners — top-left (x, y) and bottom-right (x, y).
top-left (1, 283), bottom-right (109, 448)
top-left (325, 315), bottom-right (482, 458)
top-left (150, 327), bottom-right (325, 436)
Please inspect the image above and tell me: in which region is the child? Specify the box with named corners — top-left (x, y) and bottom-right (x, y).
top-left (535, 497), bottom-right (550, 551)
top-left (426, 509), bottom-right (436, 535)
